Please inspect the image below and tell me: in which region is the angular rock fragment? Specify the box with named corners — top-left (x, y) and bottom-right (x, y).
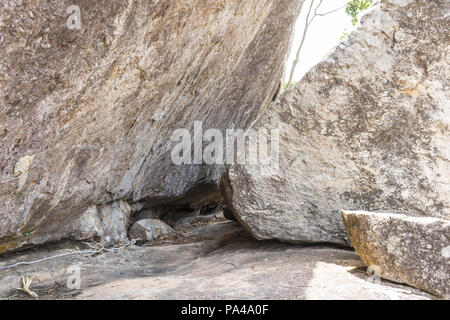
top-left (222, 0), bottom-right (450, 245)
top-left (341, 210), bottom-right (449, 299)
top-left (129, 219), bottom-right (174, 242)
top-left (132, 209), bottom-right (158, 223)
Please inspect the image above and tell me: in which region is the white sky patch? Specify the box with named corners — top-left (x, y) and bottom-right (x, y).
top-left (285, 0), bottom-right (360, 84)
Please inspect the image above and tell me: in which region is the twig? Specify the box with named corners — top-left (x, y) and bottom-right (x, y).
top-left (17, 276), bottom-right (39, 299)
top-left (315, 5), bottom-right (346, 17)
top-left (0, 240), bottom-right (135, 271)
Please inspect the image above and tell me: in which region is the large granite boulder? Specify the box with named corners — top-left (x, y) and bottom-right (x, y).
top-left (222, 0), bottom-right (450, 246)
top-left (0, 0), bottom-right (302, 253)
top-left (341, 210), bottom-right (449, 299)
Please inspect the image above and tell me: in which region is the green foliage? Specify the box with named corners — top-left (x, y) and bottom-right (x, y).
top-left (284, 81), bottom-right (297, 91)
top-left (345, 0), bottom-right (373, 25)
top-left (340, 28), bottom-right (348, 41)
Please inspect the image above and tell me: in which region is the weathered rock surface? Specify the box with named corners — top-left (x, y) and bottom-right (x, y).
top-left (168, 210), bottom-right (224, 227)
top-left (0, 222), bottom-right (434, 300)
top-left (222, 0), bottom-right (450, 245)
top-left (131, 208), bottom-right (158, 223)
top-left (128, 219), bottom-right (173, 242)
top-left (0, 0), bottom-right (302, 253)
top-left (98, 200), bottom-right (131, 246)
top-left (341, 210), bottom-right (449, 299)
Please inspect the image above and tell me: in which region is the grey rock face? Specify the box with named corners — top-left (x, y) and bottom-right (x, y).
top-left (222, 0), bottom-right (450, 245)
top-left (131, 208), bottom-right (158, 223)
top-left (341, 210), bottom-right (450, 299)
top-left (99, 200), bottom-right (131, 246)
top-left (13, 200), bottom-right (131, 249)
top-left (0, 0), bottom-right (302, 253)
top-left (128, 219), bottom-right (173, 242)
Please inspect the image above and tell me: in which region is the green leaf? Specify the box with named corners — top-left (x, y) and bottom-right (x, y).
top-left (345, 0), bottom-right (373, 25)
